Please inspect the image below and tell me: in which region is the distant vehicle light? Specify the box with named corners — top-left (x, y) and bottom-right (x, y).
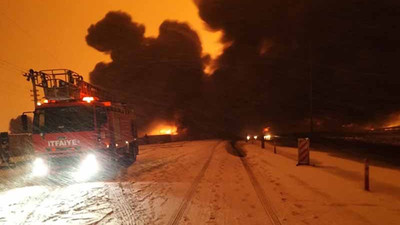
top-left (36, 102), bottom-right (42, 106)
top-left (254, 135), bottom-right (258, 140)
top-left (43, 99), bottom-right (49, 103)
top-left (264, 134), bottom-right (272, 140)
top-left (74, 154), bottom-right (99, 181)
top-left (32, 158), bottom-right (48, 177)
top-left (246, 135), bottom-right (251, 140)
top-left (115, 143), bottom-right (118, 147)
top-left (82, 96), bottom-right (95, 103)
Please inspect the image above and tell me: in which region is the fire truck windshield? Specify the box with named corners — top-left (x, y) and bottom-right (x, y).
top-left (33, 106), bottom-right (94, 133)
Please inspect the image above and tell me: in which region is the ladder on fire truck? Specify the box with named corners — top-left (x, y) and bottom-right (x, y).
top-left (24, 69), bottom-right (114, 106)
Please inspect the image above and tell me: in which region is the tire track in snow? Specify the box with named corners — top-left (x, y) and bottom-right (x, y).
top-left (233, 142), bottom-right (282, 225)
top-left (167, 140), bottom-right (222, 225)
top-left (107, 183), bottom-right (137, 225)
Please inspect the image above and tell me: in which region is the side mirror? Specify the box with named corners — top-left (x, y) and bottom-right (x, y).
top-left (21, 115), bottom-right (28, 132)
top-left (0, 132), bottom-right (9, 144)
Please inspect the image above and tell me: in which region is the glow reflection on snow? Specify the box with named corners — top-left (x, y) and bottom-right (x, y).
top-left (0, 186), bottom-right (50, 224)
top-left (0, 183), bottom-right (113, 224)
top-left (0, 186), bottom-right (49, 204)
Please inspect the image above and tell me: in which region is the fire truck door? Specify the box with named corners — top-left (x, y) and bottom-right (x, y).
top-left (96, 107), bottom-right (108, 140)
top-left (113, 115), bottom-right (121, 144)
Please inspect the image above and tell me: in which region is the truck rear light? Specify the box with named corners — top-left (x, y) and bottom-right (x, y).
top-left (102, 101), bottom-right (111, 106)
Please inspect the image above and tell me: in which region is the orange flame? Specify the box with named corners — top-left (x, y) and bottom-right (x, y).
top-left (148, 122), bottom-right (178, 135)
top-left (159, 127), bottom-right (178, 135)
top-left (383, 112), bottom-right (400, 128)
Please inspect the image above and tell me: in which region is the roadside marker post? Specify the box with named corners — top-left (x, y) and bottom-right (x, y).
top-left (261, 139), bottom-right (265, 149)
top-left (273, 140), bottom-right (277, 154)
top-left (297, 138), bottom-right (310, 166)
top-left (365, 158), bottom-right (370, 191)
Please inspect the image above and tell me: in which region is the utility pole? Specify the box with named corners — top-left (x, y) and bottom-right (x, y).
top-left (303, 0), bottom-right (313, 136)
top-left (25, 69), bottom-right (38, 108)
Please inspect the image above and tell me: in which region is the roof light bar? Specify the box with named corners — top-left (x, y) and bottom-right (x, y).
top-left (82, 96), bottom-right (95, 103)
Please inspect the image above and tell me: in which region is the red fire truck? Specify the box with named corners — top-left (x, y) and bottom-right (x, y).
top-left (21, 69), bottom-right (139, 181)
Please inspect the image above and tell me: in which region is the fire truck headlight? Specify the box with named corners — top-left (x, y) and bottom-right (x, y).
top-left (75, 154), bottom-right (99, 181)
top-left (32, 158), bottom-right (48, 177)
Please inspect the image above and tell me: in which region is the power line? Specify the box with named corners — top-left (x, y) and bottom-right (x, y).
top-left (0, 10), bottom-right (61, 65)
top-left (0, 62), bottom-right (26, 74)
top-left (0, 58), bottom-right (28, 73)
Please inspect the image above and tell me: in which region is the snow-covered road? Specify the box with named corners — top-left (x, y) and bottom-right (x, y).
top-left (0, 140), bottom-right (399, 224)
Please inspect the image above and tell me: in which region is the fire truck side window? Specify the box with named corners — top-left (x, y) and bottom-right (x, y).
top-left (39, 112), bottom-right (45, 127)
top-left (33, 111), bottom-right (45, 133)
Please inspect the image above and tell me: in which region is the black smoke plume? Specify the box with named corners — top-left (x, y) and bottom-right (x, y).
top-left (87, 1), bottom-right (400, 138)
top-left (196, 0), bottom-right (400, 133)
top-left (86, 12), bottom-right (206, 134)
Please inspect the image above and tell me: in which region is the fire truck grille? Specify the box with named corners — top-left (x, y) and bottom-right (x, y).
top-left (49, 156), bottom-right (81, 170)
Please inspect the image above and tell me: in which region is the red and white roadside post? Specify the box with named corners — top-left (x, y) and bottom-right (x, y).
top-left (297, 138), bottom-right (310, 166)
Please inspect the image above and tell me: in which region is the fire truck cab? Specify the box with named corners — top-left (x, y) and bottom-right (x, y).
top-left (23, 69), bottom-right (138, 181)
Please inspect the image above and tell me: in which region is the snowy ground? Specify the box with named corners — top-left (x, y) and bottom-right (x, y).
top-left (0, 140), bottom-right (399, 224)
top-left (242, 141), bottom-right (400, 225)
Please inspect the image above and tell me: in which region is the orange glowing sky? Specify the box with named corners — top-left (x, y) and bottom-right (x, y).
top-left (0, 0), bottom-right (222, 131)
